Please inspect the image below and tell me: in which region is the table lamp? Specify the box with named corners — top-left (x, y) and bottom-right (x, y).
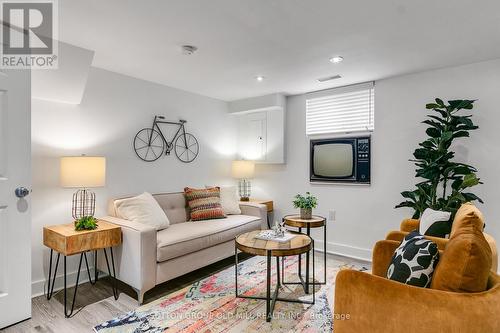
top-left (60, 156), bottom-right (106, 219)
top-left (232, 160), bottom-right (255, 201)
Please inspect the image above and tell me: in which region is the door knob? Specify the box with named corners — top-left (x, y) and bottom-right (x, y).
top-left (15, 187), bottom-right (30, 198)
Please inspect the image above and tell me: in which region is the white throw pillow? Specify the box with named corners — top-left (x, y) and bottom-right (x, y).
top-left (205, 185), bottom-right (241, 215)
top-left (419, 208), bottom-right (451, 236)
top-left (114, 192), bottom-right (170, 230)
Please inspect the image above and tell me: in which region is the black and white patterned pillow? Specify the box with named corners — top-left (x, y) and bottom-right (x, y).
top-left (387, 231), bottom-right (439, 287)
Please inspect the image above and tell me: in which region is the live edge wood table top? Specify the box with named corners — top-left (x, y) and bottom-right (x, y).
top-left (235, 230), bottom-right (311, 257)
top-left (43, 220), bottom-right (122, 256)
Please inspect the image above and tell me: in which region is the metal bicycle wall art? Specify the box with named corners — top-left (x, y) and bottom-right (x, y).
top-left (134, 116), bottom-right (199, 163)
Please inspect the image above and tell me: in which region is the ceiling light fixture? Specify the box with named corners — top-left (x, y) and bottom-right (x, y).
top-left (255, 75), bottom-right (265, 82)
top-left (329, 56), bottom-right (344, 64)
top-left (181, 45), bottom-right (198, 55)
top-left (318, 74), bottom-right (342, 82)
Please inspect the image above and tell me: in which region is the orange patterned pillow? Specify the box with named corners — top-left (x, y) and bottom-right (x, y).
top-left (184, 187), bottom-right (227, 221)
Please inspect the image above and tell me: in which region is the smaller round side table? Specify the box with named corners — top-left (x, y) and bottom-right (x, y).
top-left (282, 215), bottom-right (327, 292)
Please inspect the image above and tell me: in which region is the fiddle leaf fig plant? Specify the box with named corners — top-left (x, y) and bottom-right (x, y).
top-left (396, 98), bottom-right (483, 220)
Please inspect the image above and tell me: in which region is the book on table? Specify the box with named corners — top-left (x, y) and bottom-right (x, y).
top-left (254, 230), bottom-right (296, 243)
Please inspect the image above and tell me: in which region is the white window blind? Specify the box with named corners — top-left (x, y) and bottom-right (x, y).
top-left (306, 84), bottom-right (374, 135)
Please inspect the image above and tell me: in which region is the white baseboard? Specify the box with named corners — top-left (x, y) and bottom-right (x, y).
top-left (315, 240), bottom-right (372, 262)
top-left (31, 268), bottom-right (103, 298)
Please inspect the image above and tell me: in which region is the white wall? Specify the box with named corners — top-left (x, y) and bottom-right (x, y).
top-left (253, 59), bottom-right (500, 264)
top-left (31, 67), bottom-right (236, 296)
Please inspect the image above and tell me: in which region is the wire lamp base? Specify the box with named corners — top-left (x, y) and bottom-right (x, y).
top-left (72, 188), bottom-right (96, 219)
top-left (238, 179), bottom-right (251, 201)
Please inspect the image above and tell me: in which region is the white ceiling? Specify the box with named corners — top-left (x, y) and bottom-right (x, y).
top-left (59, 0), bottom-right (500, 101)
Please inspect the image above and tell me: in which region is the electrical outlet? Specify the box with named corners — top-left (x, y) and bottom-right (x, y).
top-left (329, 209), bottom-right (336, 221)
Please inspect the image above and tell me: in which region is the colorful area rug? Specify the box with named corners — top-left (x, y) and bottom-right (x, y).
top-left (94, 255), bottom-right (368, 333)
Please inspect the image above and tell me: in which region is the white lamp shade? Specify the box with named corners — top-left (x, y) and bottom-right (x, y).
top-left (60, 156), bottom-right (106, 188)
top-left (232, 160), bottom-right (255, 179)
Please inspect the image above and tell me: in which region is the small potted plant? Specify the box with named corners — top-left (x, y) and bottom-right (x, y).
top-left (74, 216), bottom-right (98, 231)
top-left (293, 192), bottom-right (318, 219)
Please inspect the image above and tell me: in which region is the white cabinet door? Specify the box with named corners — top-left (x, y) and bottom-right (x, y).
top-left (237, 111), bottom-right (267, 161)
top-left (236, 108), bottom-right (285, 164)
top-left (0, 69), bottom-right (31, 329)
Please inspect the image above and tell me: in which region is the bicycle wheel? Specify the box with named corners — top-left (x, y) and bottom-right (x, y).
top-left (174, 133), bottom-right (199, 163)
top-left (134, 128), bottom-right (165, 162)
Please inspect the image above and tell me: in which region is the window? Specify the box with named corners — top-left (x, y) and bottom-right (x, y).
top-left (306, 83), bottom-right (374, 135)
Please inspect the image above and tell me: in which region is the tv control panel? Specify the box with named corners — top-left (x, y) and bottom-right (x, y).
top-left (357, 138), bottom-right (370, 161)
top-left (356, 137), bottom-right (370, 182)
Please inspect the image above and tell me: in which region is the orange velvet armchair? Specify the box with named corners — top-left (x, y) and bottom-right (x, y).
top-left (334, 240), bottom-right (500, 333)
top-left (386, 218), bottom-right (498, 272)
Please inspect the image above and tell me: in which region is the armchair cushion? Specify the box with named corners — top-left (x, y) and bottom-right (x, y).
top-left (451, 202), bottom-right (485, 237)
top-left (420, 208), bottom-right (451, 237)
top-left (431, 226), bottom-right (492, 292)
top-left (387, 231), bottom-right (439, 287)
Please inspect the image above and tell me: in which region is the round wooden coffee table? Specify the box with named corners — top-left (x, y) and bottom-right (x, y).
top-left (234, 230), bottom-right (315, 322)
top-left (282, 215), bottom-right (327, 290)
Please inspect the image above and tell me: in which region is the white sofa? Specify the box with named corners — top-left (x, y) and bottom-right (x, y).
top-left (99, 192), bottom-right (267, 304)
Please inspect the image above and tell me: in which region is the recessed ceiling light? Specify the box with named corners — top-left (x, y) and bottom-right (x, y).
top-left (329, 56), bottom-right (344, 64)
top-left (255, 75), bottom-right (265, 82)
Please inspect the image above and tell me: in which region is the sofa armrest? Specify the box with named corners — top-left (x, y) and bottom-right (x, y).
top-left (334, 270), bottom-right (500, 333)
top-left (239, 202), bottom-right (268, 229)
top-left (372, 240), bottom-right (400, 277)
top-left (99, 216), bottom-right (157, 300)
top-left (400, 218), bottom-right (419, 232)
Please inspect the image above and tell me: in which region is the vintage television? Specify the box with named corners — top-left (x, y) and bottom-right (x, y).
top-left (310, 136), bottom-right (371, 184)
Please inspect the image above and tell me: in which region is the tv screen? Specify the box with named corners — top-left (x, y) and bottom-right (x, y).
top-left (313, 143), bottom-right (354, 178)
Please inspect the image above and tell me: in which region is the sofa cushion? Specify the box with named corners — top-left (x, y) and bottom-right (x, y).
top-left (157, 214), bottom-right (261, 262)
top-left (206, 185), bottom-right (241, 215)
top-left (114, 192), bottom-right (170, 230)
top-left (431, 225), bottom-right (492, 292)
top-left (184, 187), bottom-right (226, 221)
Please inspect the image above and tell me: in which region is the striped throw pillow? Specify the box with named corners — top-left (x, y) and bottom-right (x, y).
top-left (184, 187), bottom-right (227, 221)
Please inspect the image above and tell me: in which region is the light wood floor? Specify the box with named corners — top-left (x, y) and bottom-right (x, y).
top-left (2, 252), bottom-right (369, 333)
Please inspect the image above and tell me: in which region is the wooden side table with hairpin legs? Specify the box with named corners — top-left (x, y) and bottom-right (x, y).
top-left (241, 199), bottom-right (274, 228)
top-left (281, 215), bottom-right (327, 293)
top-left (43, 220), bottom-right (122, 318)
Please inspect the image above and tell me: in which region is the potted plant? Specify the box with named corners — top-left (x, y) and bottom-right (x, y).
top-left (396, 98), bottom-right (482, 235)
top-left (74, 216), bottom-right (98, 231)
top-left (293, 192), bottom-right (318, 219)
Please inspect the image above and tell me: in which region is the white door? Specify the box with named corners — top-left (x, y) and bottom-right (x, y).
top-left (0, 69), bottom-right (31, 328)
